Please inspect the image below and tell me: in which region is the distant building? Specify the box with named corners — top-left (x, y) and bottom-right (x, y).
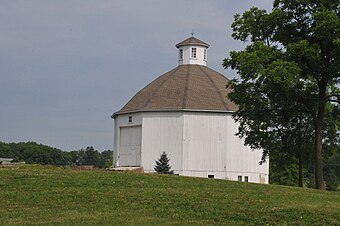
top-left (0, 158), bottom-right (13, 165)
top-left (111, 36), bottom-right (269, 183)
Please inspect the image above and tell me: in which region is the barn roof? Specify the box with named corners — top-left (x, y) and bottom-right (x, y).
top-left (112, 64), bottom-right (238, 117)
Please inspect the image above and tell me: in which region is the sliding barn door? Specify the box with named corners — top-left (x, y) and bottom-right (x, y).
top-left (119, 126), bottom-right (141, 166)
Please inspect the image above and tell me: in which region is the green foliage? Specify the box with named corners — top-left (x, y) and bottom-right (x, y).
top-left (224, 0), bottom-right (339, 189)
top-left (270, 152), bottom-right (300, 186)
top-left (324, 153), bottom-right (340, 190)
top-left (73, 147), bottom-right (113, 168)
top-left (0, 141), bottom-right (113, 168)
top-left (0, 165), bottom-right (340, 225)
top-left (0, 141), bottom-right (71, 165)
top-left (154, 152), bottom-right (174, 174)
top-left (76, 147), bottom-right (101, 167)
top-left (101, 150), bottom-right (113, 168)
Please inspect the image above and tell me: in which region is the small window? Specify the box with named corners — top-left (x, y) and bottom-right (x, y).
top-left (128, 116), bottom-right (132, 123)
top-left (238, 176), bottom-right (242, 182)
top-left (191, 48), bottom-right (197, 58)
top-left (204, 49), bottom-right (207, 60)
top-left (245, 176), bottom-right (249, 182)
top-left (208, 175), bottom-right (214, 178)
top-left (179, 49), bottom-right (183, 60)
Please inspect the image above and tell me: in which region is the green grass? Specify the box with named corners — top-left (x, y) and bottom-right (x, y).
top-left (0, 165), bottom-right (339, 225)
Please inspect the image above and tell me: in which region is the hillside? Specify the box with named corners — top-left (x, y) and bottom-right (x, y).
top-left (1, 165), bottom-right (339, 225)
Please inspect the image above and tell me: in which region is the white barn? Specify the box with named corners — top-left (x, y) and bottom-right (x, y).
top-left (112, 36), bottom-right (269, 183)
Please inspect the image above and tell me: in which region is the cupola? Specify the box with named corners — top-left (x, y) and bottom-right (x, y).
top-left (175, 34), bottom-right (210, 66)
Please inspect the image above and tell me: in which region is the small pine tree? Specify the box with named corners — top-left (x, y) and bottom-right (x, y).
top-left (154, 152), bottom-right (174, 174)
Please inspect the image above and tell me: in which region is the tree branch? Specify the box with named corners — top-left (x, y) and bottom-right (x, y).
top-left (327, 99), bottom-right (340, 104)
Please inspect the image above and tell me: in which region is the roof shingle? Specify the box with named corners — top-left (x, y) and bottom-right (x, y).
top-left (112, 65), bottom-right (237, 117)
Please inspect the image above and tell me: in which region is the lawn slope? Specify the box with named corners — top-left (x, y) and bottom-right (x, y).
top-left (0, 165), bottom-right (339, 225)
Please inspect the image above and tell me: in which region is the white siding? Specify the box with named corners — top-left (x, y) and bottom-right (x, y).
top-left (141, 112), bottom-right (183, 173)
top-left (182, 112), bottom-right (268, 183)
top-left (113, 120), bottom-right (118, 167)
top-left (224, 116), bottom-right (268, 183)
top-left (182, 112), bottom-right (227, 173)
top-left (113, 111), bottom-right (269, 184)
top-left (178, 45), bottom-right (207, 66)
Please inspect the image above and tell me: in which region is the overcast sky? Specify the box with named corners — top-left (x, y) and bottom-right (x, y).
top-left (0, 0), bottom-right (273, 151)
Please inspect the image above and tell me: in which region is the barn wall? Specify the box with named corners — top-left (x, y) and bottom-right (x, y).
top-left (182, 112), bottom-right (268, 183)
top-left (113, 119), bottom-right (118, 167)
top-left (182, 112), bottom-right (227, 174)
top-left (141, 112), bottom-right (183, 173)
top-left (224, 116), bottom-right (269, 183)
top-left (114, 111), bottom-right (269, 184)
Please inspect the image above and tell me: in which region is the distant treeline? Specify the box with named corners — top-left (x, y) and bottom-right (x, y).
top-left (0, 141), bottom-right (112, 168)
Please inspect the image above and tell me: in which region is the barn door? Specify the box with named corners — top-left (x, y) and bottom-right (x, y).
top-left (119, 126), bottom-right (141, 166)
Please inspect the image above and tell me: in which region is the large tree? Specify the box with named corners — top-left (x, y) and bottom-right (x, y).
top-left (223, 0), bottom-right (339, 189)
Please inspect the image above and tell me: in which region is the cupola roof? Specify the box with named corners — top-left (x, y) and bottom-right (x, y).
top-left (175, 36), bottom-right (210, 48)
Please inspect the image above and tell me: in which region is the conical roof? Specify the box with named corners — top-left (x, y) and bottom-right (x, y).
top-left (112, 65), bottom-right (237, 117)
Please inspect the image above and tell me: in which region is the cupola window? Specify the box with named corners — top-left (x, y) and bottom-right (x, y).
top-left (204, 49), bottom-right (207, 60)
top-left (191, 48), bottom-right (197, 58)
top-left (179, 49), bottom-right (183, 60)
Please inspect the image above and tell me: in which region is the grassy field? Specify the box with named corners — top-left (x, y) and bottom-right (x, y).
top-left (0, 165), bottom-right (339, 225)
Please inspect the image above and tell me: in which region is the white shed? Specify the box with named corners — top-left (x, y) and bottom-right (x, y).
top-left (112, 36), bottom-right (269, 183)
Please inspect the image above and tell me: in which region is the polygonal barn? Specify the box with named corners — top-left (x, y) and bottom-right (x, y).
top-left (112, 36), bottom-right (269, 183)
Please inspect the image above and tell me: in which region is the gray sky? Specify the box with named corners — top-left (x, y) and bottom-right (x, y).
top-left (0, 0), bottom-right (273, 151)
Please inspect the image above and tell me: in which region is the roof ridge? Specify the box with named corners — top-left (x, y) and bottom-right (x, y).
top-left (197, 65), bottom-right (229, 110)
top-left (182, 65), bottom-right (191, 109)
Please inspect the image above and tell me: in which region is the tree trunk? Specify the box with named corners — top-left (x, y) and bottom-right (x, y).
top-left (314, 104), bottom-right (326, 190)
top-left (298, 154), bottom-right (303, 187)
top-left (314, 73), bottom-right (328, 190)
top-left (314, 117), bottom-right (325, 190)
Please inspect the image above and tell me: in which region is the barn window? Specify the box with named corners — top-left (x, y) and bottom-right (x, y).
top-left (245, 176), bottom-right (249, 182)
top-left (191, 48), bottom-right (196, 58)
top-left (208, 174), bottom-right (214, 178)
top-left (238, 176), bottom-right (242, 182)
top-left (128, 116), bottom-right (132, 123)
top-left (204, 49), bottom-right (207, 60)
top-left (179, 49), bottom-right (183, 60)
